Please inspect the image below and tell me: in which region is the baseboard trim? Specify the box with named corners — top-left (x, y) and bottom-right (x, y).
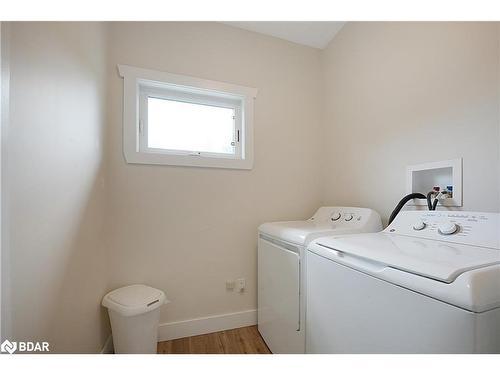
top-left (157, 309), bottom-right (257, 342)
top-left (100, 334), bottom-right (114, 354)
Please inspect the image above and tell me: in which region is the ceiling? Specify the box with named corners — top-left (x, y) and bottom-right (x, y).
top-left (223, 22), bottom-right (346, 49)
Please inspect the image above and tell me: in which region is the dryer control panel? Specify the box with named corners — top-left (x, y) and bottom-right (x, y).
top-left (385, 211), bottom-right (500, 250)
top-left (259, 207), bottom-right (383, 246)
top-left (310, 207), bottom-right (380, 228)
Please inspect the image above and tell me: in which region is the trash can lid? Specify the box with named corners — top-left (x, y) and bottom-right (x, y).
top-left (102, 284), bottom-right (168, 317)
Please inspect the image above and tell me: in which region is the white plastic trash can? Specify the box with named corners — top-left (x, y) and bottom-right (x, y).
top-left (102, 284), bottom-right (167, 354)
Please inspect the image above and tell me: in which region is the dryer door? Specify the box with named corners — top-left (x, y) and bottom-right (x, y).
top-left (258, 235), bottom-right (302, 353)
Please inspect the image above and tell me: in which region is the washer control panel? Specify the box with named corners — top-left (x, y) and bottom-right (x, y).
top-left (385, 211), bottom-right (500, 249)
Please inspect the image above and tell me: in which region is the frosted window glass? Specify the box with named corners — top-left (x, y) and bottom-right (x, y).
top-left (147, 97), bottom-right (236, 155)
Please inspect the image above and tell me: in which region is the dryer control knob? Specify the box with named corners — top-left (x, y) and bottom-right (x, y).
top-left (413, 221), bottom-right (426, 231)
top-left (331, 213), bottom-right (341, 221)
top-left (438, 222), bottom-right (458, 235)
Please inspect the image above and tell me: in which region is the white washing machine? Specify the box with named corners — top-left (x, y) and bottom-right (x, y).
top-left (258, 207), bottom-right (382, 353)
top-left (306, 210), bottom-right (500, 353)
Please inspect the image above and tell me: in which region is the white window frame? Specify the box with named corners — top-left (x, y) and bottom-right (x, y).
top-left (118, 65), bottom-right (258, 169)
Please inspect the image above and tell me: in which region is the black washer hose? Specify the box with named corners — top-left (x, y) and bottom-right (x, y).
top-left (426, 191), bottom-right (440, 211)
top-left (388, 193), bottom-right (427, 225)
top-left (426, 191), bottom-right (434, 210)
top-left (432, 197), bottom-right (439, 211)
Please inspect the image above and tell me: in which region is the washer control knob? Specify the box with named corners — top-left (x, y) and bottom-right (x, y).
top-left (413, 221), bottom-right (426, 231)
top-left (438, 222), bottom-right (458, 235)
top-left (331, 212), bottom-right (341, 221)
top-left (344, 214), bottom-right (353, 222)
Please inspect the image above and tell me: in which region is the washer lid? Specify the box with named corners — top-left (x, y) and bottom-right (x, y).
top-left (315, 233), bottom-right (500, 283)
top-left (102, 284), bottom-right (167, 317)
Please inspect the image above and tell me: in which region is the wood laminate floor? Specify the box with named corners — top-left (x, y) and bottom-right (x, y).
top-left (157, 325), bottom-right (271, 354)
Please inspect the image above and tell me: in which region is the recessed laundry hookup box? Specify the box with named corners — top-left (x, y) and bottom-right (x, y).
top-left (406, 158), bottom-right (463, 207)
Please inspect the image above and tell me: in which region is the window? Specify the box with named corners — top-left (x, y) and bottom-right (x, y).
top-left (118, 65), bottom-right (257, 169)
top-left (140, 87), bottom-right (241, 157)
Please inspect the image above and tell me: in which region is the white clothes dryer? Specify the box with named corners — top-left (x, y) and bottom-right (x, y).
top-left (258, 207), bottom-right (382, 353)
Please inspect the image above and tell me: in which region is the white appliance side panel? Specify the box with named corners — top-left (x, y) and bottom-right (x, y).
top-left (475, 307), bottom-right (500, 353)
top-left (258, 238), bottom-right (302, 353)
top-left (305, 251), bottom-right (488, 354)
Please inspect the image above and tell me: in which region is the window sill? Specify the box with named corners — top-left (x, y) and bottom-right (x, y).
top-left (124, 151), bottom-right (253, 170)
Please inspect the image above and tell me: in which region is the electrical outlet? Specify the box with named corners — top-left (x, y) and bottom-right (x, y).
top-left (236, 278), bottom-right (246, 292)
top-left (226, 280), bottom-right (235, 290)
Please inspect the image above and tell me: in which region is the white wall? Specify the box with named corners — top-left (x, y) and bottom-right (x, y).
top-left (6, 22), bottom-right (109, 352)
top-left (105, 22), bottom-right (323, 325)
top-left (321, 22), bottom-right (500, 224)
top-left (0, 21), bottom-right (3, 342)
top-left (0, 21), bottom-right (12, 343)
